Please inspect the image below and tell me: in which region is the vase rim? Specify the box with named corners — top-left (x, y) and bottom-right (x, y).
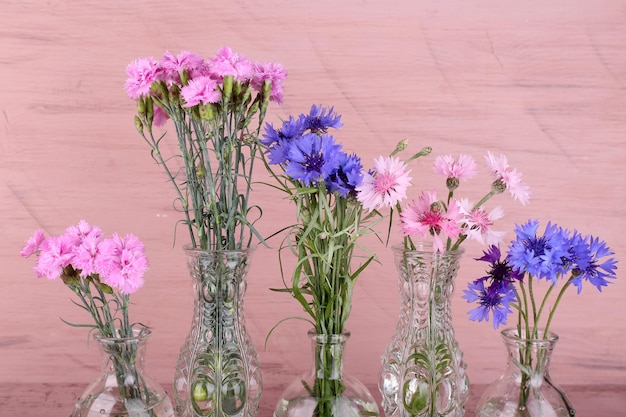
top-left (391, 242), bottom-right (465, 255)
top-left (94, 325), bottom-right (151, 343)
top-left (307, 328), bottom-right (351, 342)
top-left (500, 327), bottom-right (559, 344)
top-left (182, 244), bottom-right (257, 254)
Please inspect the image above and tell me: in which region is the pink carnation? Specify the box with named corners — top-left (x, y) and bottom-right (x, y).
top-left (124, 57), bottom-right (162, 99)
top-left (72, 234), bottom-right (103, 277)
top-left (181, 76), bottom-right (222, 107)
top-left (153, 104), bottom-right (169, 127)
top-left (97, 234), bottom-right (148, 295)
top-left (252, 62), bottom-right (287, 104)
top-left (33, 235), bottom-right (74, 280)
top-left (63, 220), bottom-right (102, 247)
top-left (160, 50), bottom-right (208, 83)
top-left (208, 46), bottom-right (254, 82)
top-left (20, 229), bottom-right (45, 258)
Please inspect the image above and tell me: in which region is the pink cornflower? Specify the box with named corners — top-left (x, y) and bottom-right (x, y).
top-left (208, 46), bottom-right (254, 82)
top-left (252, 62), bottom-right (287, 104)
top-left (160, 50), bottom-right (208, 83)
top-left (33, 236), bottom-right (74, 280)
top-left (485, 152), bottom-right (530, 205)
top-left (124, 57), bottom-right (162, 99)
top-left (433, 154), bottom-right (477, 181)
top-left (20, 229), bottom-right (45, 257)
top-left (97, 234), bottom-right (148, 295)
top-left (400, 191), bottom-right (464, 252)
top-left (180, 76), bottom-right (222, 107)
top-left (356, 156), bottom-right (412, 212)
top-left (457, 198), bottom-right (505, 246)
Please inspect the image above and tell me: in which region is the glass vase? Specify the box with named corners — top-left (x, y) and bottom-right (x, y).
top-left (173, 246), bottom-right (262, 417)
top-left (475, 328), bottom-right (576, 417)
top-left (273, 329), bottom-right (380, 417)
top-left (379, 243), bottom-right (469, 417)
top-left (70, 326), bottom-right (174, 417)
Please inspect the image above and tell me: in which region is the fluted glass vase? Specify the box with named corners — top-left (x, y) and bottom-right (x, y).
top-left (70, 326), bottom-right (174, 417)
top-left (273, 330), bottom-right (379, 417)
top-left (173, 246), bottom-right (262, 417)
top-left (379, 243), bottom-right (469, 417)
top-left (475, 329), bottom-right (575, 417)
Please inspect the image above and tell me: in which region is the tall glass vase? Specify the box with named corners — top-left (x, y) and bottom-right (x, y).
top-left (173, 246), bottom-right (262, 417)
top-left (379, 244), bottom-right (469, 417)
top-left (71, 326), bottom-right (174, 417)
top-left (273, 330), bottom-right (380, 417)
top-left (475, 329), bottom-right (575, 417)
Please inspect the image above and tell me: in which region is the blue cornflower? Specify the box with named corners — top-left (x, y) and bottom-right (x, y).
top-left (507, 220), bottom-right (570, 283)
top-left (570, 235), bottom-right (617, 293)
top-left (284, 133), bottom-right (343, 186)
top-left (475, 245), bottom-right (524, 287)
top-left (303, 104), bottom-right (343, 134)
top-left (463, 279), bottom-right (516, 329)
top-left (262, 116), bottom-right (307, 165)
top-left (325, 152), bottom-right (364, 197)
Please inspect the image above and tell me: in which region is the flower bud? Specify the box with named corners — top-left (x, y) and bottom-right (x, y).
top-left (446, 177), bottom-right (460, 191)
top-left (222, 75), bottom-right (234, 101)
top-left (134, 116), bottom-right (144, 133)
top-left (299, 207), bottom-right (311, 224)
top-left (137, 97), bottom-right (147, 116)
top-left (390, 139), bottom-right (408, 156)
top-left (491, 179), bottom-right (507, 194)
top-left (430, 201), bottom-right (443, 214)
top-left (199, 104), bottom-right (214, 120)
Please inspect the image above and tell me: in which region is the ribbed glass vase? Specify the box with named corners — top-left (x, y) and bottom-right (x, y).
top-left (379, 243), bottom-right (469, 417)
top-left (173, 246), bottom-right (262, 417)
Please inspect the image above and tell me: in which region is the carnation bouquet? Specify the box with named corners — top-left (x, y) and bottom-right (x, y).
top-left (20, 221), bottom-right (163, 416)
top-left (126, 47), bottom-right (286, 250)
top-left (465, 220), bottom-right (617, 416)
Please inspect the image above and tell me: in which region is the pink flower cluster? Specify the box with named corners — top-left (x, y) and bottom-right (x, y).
top-left (21, 221), bottom-right (148, 294)
top-left (357, 151), bottom-right (529, 252)
top-left (125, 47), bottom-right (287, 124)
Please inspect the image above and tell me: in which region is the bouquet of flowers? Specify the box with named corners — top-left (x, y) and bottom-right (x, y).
top-left (126, 46), bottom-right (286, 250)
top-left (464, 219), bottom-right (617, 416)
top-left (263, 105), bottom-right (430, 417)
top-left (20, 221), bottom-right (163, 416)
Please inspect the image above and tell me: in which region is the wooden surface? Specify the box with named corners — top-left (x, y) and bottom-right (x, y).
top-left (1, 0), bottom-right (625, 415)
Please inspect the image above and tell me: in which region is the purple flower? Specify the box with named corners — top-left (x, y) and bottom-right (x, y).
top-left (507, 220), bottom-right (570, 283)
top-left (124, 57), bottom-right (162, 99)
top-left (284, 133), bottom-right (343, 186)
top-left (303, 104), bottom-right (343, 134)
top-left (325, 152), bottom-right (364, 197)
top-left (569, 234), bottom-right (617, 293)
top-left (475, 245), bottom-right (524, 286)
top-left (463, 279), bottom-right (516, 329)
top-left (181, 76), bottom-right (221, 107)
top-left (262, 116), bottom-right (307, 164)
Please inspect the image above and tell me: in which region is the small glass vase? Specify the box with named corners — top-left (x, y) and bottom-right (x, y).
top-left (70, 326), bottom-right (174, 417)
top-left (379, 243), bottom-right (469, 417)
top-left (273, 329), bottom-right (380, 417)
top-left (475, 328), bottom-right (576, 417)
top-left (173, 246), bottom-right (262, 417)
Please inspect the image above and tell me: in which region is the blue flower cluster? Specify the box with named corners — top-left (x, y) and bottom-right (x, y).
top-left (463, 219), bottom-right (618, 329)
top-left (262, 105), bottom-right (364, 197)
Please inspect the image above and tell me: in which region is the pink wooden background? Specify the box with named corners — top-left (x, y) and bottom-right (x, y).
top-left (1, 0), bottom-right (625, 415)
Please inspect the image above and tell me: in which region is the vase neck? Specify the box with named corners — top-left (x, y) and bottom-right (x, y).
top-left (309, 331), bottom-right (349, 381)
top-left (95, 327), bottom-right (150, 376)
top-left (501, 329), bottom-right (558, 382)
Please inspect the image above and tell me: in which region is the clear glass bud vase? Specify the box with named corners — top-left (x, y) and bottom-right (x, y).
top-left (273, 330), bottom-right (380, 417)
top-left (70, 326), bottom-right (174, 417)
top-left (475, 329), bottom-right (576, 417)
top-left (174, 246), bottom-right (262, 417)
top-left (379, 244), bottom-right (469, 417)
